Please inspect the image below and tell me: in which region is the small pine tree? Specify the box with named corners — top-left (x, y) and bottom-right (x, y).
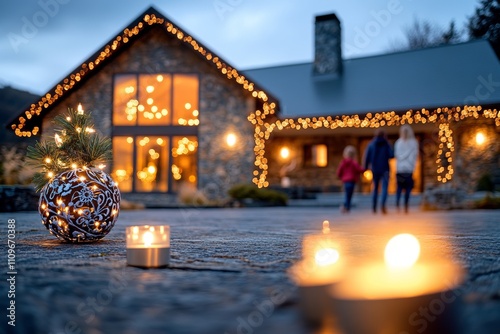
top-left (26, 106), bottom-right (112, 192)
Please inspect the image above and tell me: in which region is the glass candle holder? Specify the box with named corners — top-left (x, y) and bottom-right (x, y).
top-left (126, 225), bottom-right (170, 268)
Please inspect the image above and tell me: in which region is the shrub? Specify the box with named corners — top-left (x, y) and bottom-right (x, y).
top-left (0, 146), bottom-right (35, 185)
top-left (228, 183), bottom-right (288, 206)
top-left (473, 194), bottom-right (500, 209)
top-left (476, 174), bottom-right (495, 192)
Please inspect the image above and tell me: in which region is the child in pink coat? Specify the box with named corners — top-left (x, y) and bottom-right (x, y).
top-left (337, 145), bottom-right (365, 213)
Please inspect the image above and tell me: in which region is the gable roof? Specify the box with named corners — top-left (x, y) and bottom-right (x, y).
top-left (9, 6), bottom-right (279, 137)
top-left (244, 39), bottom-right (500, 118)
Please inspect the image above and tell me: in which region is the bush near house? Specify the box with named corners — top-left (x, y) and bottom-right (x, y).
top-left (476, 174), bottom-right (495, 192)
top-left (228, 184), bottom-right (288, 206)
top-left (473, 194), bottom-right (500, 209)
top-left (0, 145), bottom-right (35, 185)
top-left (0, 145), bottom-right (38, 212)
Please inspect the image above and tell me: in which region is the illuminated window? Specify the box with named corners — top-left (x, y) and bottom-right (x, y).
top-left (112, 137), bottom-right (133, 192)
top-left (112, 73), bottom-right (199, 193)
top-left (171, 136), bottom-right (198, 192)
top-left (304, 144), bottom-right (328, 167)
top-left (173, 74), bottom-right (199, 126)
top-left (113, 74), bottom-right (137, 125)
top-left (136, 136), bottom-right (169, 192)
top-left (138, 74), bottom-right (171, 126)
top-left (113, 73), bottom-right (198, 126)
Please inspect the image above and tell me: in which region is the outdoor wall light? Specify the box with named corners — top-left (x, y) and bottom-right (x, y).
top-left (226, 133), bottom-right (237, 147)
top-left (475, 131), bottom-right (486, 145)
top-left (280, 146), bottom-right (290, 159)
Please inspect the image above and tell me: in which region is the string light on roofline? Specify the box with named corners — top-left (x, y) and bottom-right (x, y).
top-left (250, 105), bottom-right (499, 188)
top-left (11, 13), bottom-right (274, 137)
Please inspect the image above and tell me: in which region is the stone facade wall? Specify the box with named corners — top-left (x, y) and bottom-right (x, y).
top-left (313, 14), bottom-right (342, 76)
top-left (452, 119), bottom-right (500, 192)
top-left (41, 26), bottom-right (256, 201)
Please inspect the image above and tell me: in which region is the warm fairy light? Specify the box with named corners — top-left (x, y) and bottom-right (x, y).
top-left (47, 172), bottom-right (54, 178)
top-left (77, 103), bottom-right (84, 115)
top-left (98, 164), bottom-right (106, 169)
top-left (436, 123), bottom-right (454, 183)
top-left (185, 102), bottom-right (192, 110)
top-left (71, 163), bottom-right (77, 169)
top-left (45, 158), bottom-right (51, 164)
top-left (475, 132), bottom-right (485, 145)
top-left (363, 170), bottom-right (373, 181)
top-left (85, 127), bottom-right (95, 133)
top-left (226, 133), bottom-right (237, 147)
top-left (146, 85), bottom-right (154, 93)
top-left (54, 134), bottom-right (63, 147)
top-left (126, 137), bottom-right (133, 144)
top-left (384, 234), bottom-right (420, 270)
top-left (280, 147), bottom-right (290, 159)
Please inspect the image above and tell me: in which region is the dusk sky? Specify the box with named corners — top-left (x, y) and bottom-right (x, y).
top-left (0, 0), bottom-right (479, 95)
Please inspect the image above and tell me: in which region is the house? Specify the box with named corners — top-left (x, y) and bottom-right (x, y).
top-left (244, 14), bottom-right (500, 196)
top-left (8, 9), bottom-right (500, 205)
top-left (8, 6), bottom-right (279, 205)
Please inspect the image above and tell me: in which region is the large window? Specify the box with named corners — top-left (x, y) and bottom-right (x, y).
top-left (112, 73), bottom-right (199, 193)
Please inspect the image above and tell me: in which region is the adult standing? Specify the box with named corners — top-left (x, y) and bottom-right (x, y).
top-left (364, 129), bottom-right (394, 214)
top-left (394, 125), bottom-right (419, 213)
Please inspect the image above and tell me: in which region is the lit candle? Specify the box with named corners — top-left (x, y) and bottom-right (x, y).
top-left (289, 221), bottom-right (346, 324)
top-left (330, 233), bottom-right (464, 334)
top-left (126, 225), bottom-right (170, 268)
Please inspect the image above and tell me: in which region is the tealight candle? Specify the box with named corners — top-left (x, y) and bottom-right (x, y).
top-left (126, 225), bottom-right (170, 268)
top-left (330, 233), bottom-right (464, 334)
top-left (289, 221), bottom-right (346, 325)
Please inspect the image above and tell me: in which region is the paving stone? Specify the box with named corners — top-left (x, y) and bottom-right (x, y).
top-left (0, 207), bottom-right (499, 333)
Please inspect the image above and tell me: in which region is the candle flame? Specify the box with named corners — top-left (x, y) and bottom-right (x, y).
top-left (315, 247), bottom-right (340, 267)
top-left (322, 220), bottom-right (330, 234)
top-left (384, 233), bottom-right (420, 270)
top-left (143, 231), bottom-right (154, 247)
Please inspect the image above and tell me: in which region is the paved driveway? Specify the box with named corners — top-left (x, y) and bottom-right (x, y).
top-left (1, 207), bottom-right (499, 333)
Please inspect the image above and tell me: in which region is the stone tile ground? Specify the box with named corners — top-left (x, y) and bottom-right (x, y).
top-left (1, 207), bottom-right (499, 334)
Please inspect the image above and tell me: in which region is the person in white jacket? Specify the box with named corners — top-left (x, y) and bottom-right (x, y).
top-left (394, 125), bottom-right (419, 213)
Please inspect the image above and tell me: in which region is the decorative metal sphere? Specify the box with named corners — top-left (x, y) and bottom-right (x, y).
top-left (39, 168), bottom-right (121, 243)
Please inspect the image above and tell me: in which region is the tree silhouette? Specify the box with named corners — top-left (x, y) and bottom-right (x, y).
top-left (468, 0), bottom-right (500, 57)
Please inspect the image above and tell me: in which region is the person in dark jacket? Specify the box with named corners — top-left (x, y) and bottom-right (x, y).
top-left (364, 129), bottom-right (394, 214)
top-left (337, 145), bottom-right (364, 213)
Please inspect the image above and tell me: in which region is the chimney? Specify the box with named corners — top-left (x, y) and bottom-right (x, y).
top-left (313, 13), bottom-right (342, 77)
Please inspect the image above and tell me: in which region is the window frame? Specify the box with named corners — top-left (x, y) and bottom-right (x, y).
top-left (111, 72), bottom-right (200, 194)
top-left (303, 143), bottom-right (329, 168)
